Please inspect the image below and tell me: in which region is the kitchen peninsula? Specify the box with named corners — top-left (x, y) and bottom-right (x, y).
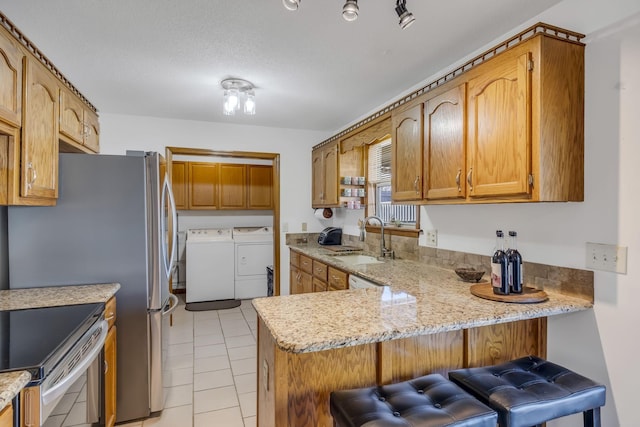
top-left (253, 245), bottom-right (593, 427)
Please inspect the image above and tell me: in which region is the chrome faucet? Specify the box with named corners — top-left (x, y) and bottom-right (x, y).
top-left (363, 216), bottom-right (395, 259)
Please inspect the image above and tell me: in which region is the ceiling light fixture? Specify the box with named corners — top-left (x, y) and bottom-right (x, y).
top-left (342, 0), bottom-right (359, 22)
top-left (395, 0), bottom-right (415, 29)
top-left (282, 0), bottom-right (301, 11)
top-left (284, 0), bottom-right (415, 29)
top-left (221, 78), bottom-right (256, 116)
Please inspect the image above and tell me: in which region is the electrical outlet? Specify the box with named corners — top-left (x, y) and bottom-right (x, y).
top-left (426, 229), bottom-right (438, 246)
top-left (301, 222), bottom-right (307, 231)
top-left (585, 242), bottom-right (627, 274)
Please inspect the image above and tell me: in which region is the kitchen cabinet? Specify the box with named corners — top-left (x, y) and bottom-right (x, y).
top-left (423, 83), bottom-right (467, 200)
top-left (219, 164), bottom-right (246, 210)
top-left (21, 57), bottom-right (59, 201)
top-left (327, 266), bottom-right (348, 291)
top-left (188, 162), bottom-right (219, 209)
top-left (171, 161), bottom-right (187, 209)
top-left (0, 22), bottom-right (100, 206)
top-left (0, 405), bottom-right (12, 427)
top-left (247, 164), bottom-right (274, 209)
top-left (312, 141), bottom-right (339, 208)
top-left (103, 297), bottom-right (117, 427)
top-left (391, 103), bottom-right (423, 201)
top-left (0, 27), bottom-right (22, 128)
top-left (59, 88), bottom-right (100, 153)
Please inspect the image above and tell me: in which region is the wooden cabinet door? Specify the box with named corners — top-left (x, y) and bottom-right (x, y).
top-left (171, 161), bottom-right (187, 209)
top-left (59, 89), bottom-right (85, 145)
top-left (311, 143), bottom-right (339, 208)
top-left (301, 270), bottom-right (313, 294)
top-left (424, 84), bottom-right (466, 200)
top-left (467, 50), bottom-right (532, 199)
top-left (247, 164), bottom-right (273, 209)
top-left (104, 325), bottom-right (117, 427)
top-left (83, 108), bottom-right (100, 153)
top-left (392, 103), bottom-right (423, 201)
top-left (290, 265), bottom-right (302, 295)
top-left (188, 162), bottom-right (218, 209)
top-left (322, 142), bottom-right (339, 206)
top-left (22, 58), bottom-right (59, 199)
top-left (0, 404), bottom-right (12, 427)
top-left (0, 29), bottom-right (23, 127)
top-left (311, 148), bottom-right (324, 206)
top-left (313, 277), bottom-right (328, 292)
top-left (219, 164), bottom-right (246, 209)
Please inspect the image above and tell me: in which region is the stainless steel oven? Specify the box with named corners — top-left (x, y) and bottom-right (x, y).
top-left (0, 303), bottom-right (107, 427)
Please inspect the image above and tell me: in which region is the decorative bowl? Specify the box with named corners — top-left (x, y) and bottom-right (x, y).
top-left (455, 268), bottom-right (485, 282)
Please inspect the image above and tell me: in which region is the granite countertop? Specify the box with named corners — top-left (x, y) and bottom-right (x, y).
top-left (0, 371), bottom-right (31, 412)
top-left (0, 283), bottom-right (120, 311)
top-left (252, 246), bottom-right (592, 354)
top-left (0, 283), bottom-right (121, 411)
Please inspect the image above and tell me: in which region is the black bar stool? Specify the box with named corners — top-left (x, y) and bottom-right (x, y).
top-left (330, 373), bottom-right (497, 427)
top-left (448, 355), bottom-right (606, 427)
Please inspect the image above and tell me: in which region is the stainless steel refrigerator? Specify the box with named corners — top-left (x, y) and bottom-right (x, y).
top-left (7, 152), bottom-right (178, 423)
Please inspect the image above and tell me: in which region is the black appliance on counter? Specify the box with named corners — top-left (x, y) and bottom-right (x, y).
top-left (318, 227), bottom-right (342, 245)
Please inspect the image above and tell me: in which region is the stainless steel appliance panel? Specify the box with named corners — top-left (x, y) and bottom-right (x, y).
top-left (7, 153), bottom-right (174, 423)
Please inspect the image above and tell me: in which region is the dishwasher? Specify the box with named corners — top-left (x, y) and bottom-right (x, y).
top-left (348, 275), bottom-right (383, 289)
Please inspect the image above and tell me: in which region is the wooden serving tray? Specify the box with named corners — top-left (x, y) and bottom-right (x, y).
top-left (470, 283), bottom-right (548, 303)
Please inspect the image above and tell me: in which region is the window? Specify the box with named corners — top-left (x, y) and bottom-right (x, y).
top-left (367, 138), bottom-right (416, 225)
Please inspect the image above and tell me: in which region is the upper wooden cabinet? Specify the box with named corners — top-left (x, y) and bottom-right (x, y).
top-left (0, 28), bottom-right (23, 128)
top-left (171, 161), bottom-right (187, 209)
top-left (391, 103), bottom-right (424, 201)
top-left (21, 58), bottom-right (59, 200)
top-left (0, 17), bottom-right (99, 206)
top-left (247, 164), bottom-right (274, 209)
top-left (312, 141), bottom-right (339, 208)
top-left (423, 83), bottom-right (466, 200)
top-left (59, 89), bottom-right (100, 153)
top-left (219, 163), bottom-right (247, 210)
top-left (188, 162), bottom-right (219, 209)
top-left (174, 161), bottom-right (273, 211)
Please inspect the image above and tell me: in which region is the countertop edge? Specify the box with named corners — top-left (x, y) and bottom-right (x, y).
top-left (0, 283), bottom-right (120, 311)
top-left (0, 371), bottom-right (31, 412)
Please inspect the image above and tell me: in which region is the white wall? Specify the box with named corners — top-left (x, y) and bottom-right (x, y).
top-left (99, 114), bottom-right (328, 295)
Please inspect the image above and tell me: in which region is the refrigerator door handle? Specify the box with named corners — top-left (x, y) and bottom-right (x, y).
top-left (161, 174), bottom-right (178, 280)
top-left (162, 294), bottom-right (179, 317)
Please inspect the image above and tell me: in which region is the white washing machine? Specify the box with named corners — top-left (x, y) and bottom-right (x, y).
top-left (186, 228), bottom-right (235, 302)
top-left (233, 226), bottom-right (274, 299)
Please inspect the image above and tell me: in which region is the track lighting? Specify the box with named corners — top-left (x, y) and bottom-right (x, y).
top-left (282, 0), bottom-right (300, 11)
top-left (395, 0), bottom-right (415, 29)
top-left (283, 0), bottom-right (415, 29)
top-left (221, 78), bottom-right (256, 116)
top-left (342, 0), bottom-right (359, 22)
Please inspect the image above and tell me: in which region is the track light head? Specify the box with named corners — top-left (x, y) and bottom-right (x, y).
top-left (342, 0), bottom-right (359, 22)
top-left (395, 0), bottom-right (415, 29)
top-left (282, 0), bottom-right (300, 11)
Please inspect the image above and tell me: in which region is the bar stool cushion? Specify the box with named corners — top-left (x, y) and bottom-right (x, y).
top-left (330, 373), bottom-right (497, 427)
top-left (448, 356), bottom-right (606, 427)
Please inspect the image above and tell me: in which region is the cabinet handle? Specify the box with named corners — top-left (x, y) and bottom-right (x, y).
top-left (413, 176), bottom-right (420, 193)
top-left (466, 168), bottom-right (473, 191)
top-left (26, 162), bottom-right (37, 189)
top-left (104, 359), bottom-right (109, 374)
top-left (455, 169), bottom-right (461, 192)
top-left (105, 313), bottom-right (115, 322)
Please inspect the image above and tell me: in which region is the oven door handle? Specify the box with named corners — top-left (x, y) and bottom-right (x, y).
top-left (41, 320), bottom-right (108, 407)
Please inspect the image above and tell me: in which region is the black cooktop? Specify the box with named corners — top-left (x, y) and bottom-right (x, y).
top-left (0, 303), bottom-right (104, 381)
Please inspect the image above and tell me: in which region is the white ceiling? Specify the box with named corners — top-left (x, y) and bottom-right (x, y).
top-left (0, 0), bottom-right (564, 132)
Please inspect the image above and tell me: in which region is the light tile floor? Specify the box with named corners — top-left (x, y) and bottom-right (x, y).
top-left (119, 297), bottom-right (258, 427)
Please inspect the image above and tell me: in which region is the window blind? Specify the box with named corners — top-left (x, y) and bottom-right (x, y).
top-left (368, 139), bottom-right (391, 184)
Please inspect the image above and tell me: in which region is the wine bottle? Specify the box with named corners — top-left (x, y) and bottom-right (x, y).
top-left (491, 230), bottom-right (509, 295)
top-left (507, 231), bottom-right (523, 293)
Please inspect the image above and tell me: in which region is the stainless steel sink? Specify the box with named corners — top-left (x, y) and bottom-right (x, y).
top-left (334, 254), bottom-right (384, 266)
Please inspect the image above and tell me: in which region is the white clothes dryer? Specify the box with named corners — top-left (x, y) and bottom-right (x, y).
top-left (233, 226), bottom-right (273, 299)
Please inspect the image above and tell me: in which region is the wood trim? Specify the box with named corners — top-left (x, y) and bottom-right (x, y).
top-left (364, 225), bottom-right (420, 238)
top-left (166, 147), bottom-right (281, 296)
top-left (339, 116), bottom-right (392, 153)
top-left (313, 22), bottom-right (584, 149)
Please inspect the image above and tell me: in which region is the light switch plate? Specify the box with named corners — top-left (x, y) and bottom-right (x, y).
top-left (585, 242), bottom-right (627, 274)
